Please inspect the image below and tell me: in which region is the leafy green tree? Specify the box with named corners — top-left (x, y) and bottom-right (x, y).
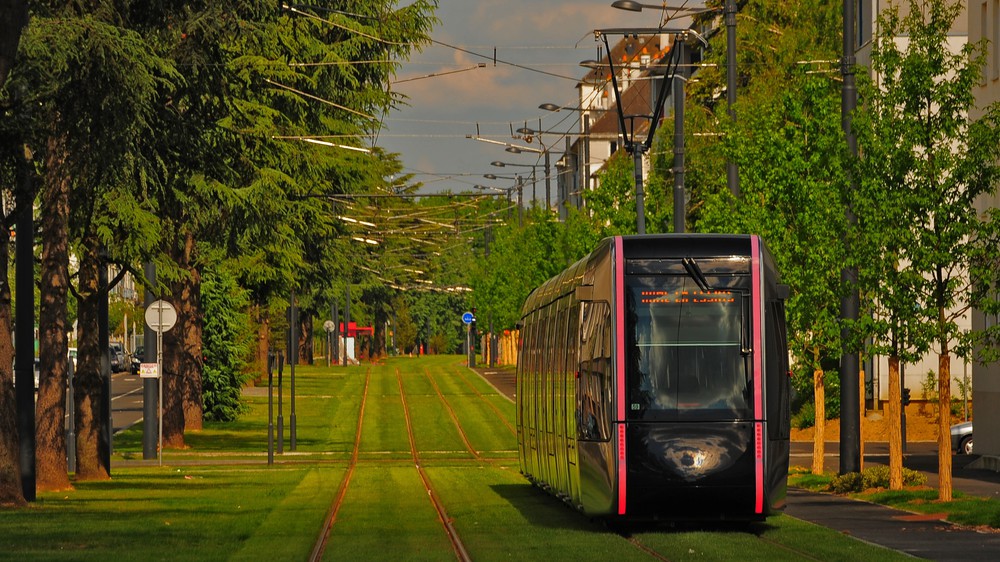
top-left (201, 264), bottom-right (253, 422)
top-left (5, 5), bottom-right (175, 484)
top-left (852, 0), bottom-right (1000, 501)
top-left (585, 151), bottom-right (642, 236)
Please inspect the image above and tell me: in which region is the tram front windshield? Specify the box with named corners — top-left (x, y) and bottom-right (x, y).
top-left (626, 271), bottom-right (751, 421)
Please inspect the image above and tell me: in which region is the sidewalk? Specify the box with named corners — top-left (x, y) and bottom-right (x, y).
top-left (469, 364), bottom-right (1000, 561)
top-left (785, 488), bottom-right (1000, 561)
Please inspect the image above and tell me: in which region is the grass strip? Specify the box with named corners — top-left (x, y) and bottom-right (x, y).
top-left (320, 466), bottom-right (455, 561)
top-left (0, 466), bottom-right (334, 562)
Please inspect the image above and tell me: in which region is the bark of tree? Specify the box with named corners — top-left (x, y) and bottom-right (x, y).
top-left (373, 305), bottom-right (387, 359)
top-left (35, 132), bottom-right (71, 490)
top-left (298, 314), bottom-right (312, 365)
top-left (938, 350), bottom-right (952, 501)
top-left (0, 195), bottom-right (23, 505)
top-left (257, 307), bottom-right (269, 381)
top-left (74, 236), bottom-right (109, 480)
top-left (0, 0), bottom-right (29, 508)
top-left (163, 230), bottom-right (202, 444)
top-left (180, 250), bottom-right (203, 432)
top-left (811, 346), bottom-right (825, 475)
top-left (162, 310), bottom-right (186, 448)
top-left (888, 355), bottom-right (902, 490)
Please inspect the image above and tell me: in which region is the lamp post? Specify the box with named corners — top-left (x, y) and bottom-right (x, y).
top-left (491, 160), bottom-right (543, 208)
top-left (483, 174), bottom-right (523, 227)
top-left (540, 103), bottom-right (608, 213)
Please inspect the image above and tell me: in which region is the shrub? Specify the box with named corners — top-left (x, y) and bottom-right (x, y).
top-left (829, 465), bottom-right (927, 493)
top-left (792, 401), bottom-right (815, 429)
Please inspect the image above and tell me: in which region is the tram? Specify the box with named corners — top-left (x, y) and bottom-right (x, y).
top-left (516, 234), bottom-right (790, 521)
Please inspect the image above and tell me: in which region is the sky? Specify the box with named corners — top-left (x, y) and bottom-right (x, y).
top-left (376, 1), bottom-right (702, 200)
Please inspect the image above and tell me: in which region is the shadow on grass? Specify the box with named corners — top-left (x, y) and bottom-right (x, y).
top-left (490, 483), bottom-right (780, 536)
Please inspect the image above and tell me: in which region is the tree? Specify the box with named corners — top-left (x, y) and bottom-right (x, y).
top-left (201, 264), bottom-right (253, 421)
top-left (5, 8), bottom-right (174, 483)
top-left (852, 0), bottom-right (1000, 501)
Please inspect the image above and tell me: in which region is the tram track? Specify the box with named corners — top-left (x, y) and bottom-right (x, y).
top-left (423, 367), bottom-right (482, 460)
top-left (449, 365), bottom-right (516, 436)
top-left (396, 367), bottom-right (472, 562)
top-left (309, 367), bottom-right (372, 562)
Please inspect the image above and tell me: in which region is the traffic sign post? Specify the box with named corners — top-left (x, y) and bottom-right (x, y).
top-left (144, 299), bottom-right (177, 466)
top-left (462, 311), bottom-right (476, 368)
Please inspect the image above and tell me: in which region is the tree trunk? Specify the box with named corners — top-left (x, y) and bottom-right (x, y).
top-left (888, 355), bottom-right (902, 490)
top-left (0, 205), bottom-right (23, 505)
top-left (162, 305), bottom-right (186, 448)
top-left (938, 350), bottom-right (952, 501)
top-left (298, 314), bottom-right (312, 365)
top-left (373, 305), bottom-right (387, 359)
top-left (74, 238), bottom-right (109, 481)
top-left (181, 262), bottom-right (203, 432)
top-left (36, 133), bottom-right (71, 490)
top-left (257, 307), bottom-right (268, 381)
top-left (811, 363), bottom-right (825, 475)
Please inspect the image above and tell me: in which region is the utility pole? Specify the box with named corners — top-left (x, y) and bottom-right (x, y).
top-left (725, 0), bottom-right (739, 197)
top-left (839, 0), bottom-right (861, 474)
top-left (673, 38), bottom-right (686, 234)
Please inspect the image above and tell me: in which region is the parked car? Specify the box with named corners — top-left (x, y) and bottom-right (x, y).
top-left (130, 346), bottom-right (144, 375)
top-left (109, 342), bottom-right (126, 373)
top-left (951, 421), bottom-right (973, 455)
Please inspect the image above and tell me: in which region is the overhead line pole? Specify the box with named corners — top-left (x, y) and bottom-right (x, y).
top-left (840, 0), bottom-right (861, 474)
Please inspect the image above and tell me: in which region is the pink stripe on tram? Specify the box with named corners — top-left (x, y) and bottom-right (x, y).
top-left (751, 236), bottom-right (764, 514)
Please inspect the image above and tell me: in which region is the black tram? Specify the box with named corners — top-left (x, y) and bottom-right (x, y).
top-left (515, 235), bottom-right (790, 521)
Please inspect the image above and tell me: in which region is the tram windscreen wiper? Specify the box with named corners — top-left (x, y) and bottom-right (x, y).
top-left (682, 258), bottom-right (712, 292)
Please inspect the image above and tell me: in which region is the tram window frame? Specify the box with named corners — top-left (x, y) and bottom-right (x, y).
top-left (522, 315), bottom-right (535, 433)
top-left (625, 273), bottom-right (752, 421)
top-left (766, 299), bottom-right (791, 439)
top-left (578, 301), bottom-right (612, 441)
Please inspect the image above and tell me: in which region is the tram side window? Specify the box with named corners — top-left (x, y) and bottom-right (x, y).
top-left (766, 300), bottom-right (790, 439)
top-left (578, 302), bottom-right (611, 441)
top-left (522, 317), bottom-right (534, 432)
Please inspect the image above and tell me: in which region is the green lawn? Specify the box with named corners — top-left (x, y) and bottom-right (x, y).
top-left (0, 355), bottom-right (916, 561)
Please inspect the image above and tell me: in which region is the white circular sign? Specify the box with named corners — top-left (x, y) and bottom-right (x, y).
top-left (145, 299), bottom-right (178, 333)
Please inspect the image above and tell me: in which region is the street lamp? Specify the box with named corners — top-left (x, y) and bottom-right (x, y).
top-left (492, 160), bottom-right (548, 210)
top-left (484, 173), bottom-right (523, 226)
top-left (610, 1), bottom-right (716, 15)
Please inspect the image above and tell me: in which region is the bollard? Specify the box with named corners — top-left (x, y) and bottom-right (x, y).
top-left (267, 351), bottom-right (274, 465)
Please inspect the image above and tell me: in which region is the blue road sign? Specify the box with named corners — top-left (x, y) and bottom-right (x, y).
top-left (462, 312), bottom-right (474, 324)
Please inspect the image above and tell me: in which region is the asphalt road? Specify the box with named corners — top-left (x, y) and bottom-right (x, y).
top-left (110, 371), bottom-right (145, 434)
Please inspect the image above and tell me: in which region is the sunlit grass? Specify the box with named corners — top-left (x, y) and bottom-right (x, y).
top-left (5, 355), bottom-right (954, 560)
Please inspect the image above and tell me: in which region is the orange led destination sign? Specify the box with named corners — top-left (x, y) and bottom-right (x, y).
top-left (640, 290), bottom-right (736, 305)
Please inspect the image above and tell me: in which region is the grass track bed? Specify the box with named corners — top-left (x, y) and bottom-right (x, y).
top-left (321, 467), bottom-right (455, 561)
top-left (3, 356), bottom-right (924, 560)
